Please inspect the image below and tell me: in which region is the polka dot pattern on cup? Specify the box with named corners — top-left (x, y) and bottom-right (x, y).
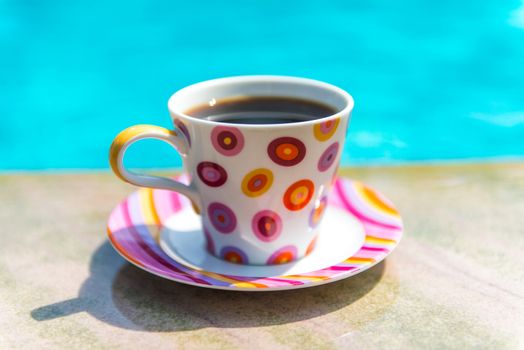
top-left (314, 118), bottom-right (340, 141)
top-left (211, 126), bottom-right (244, 156)
top-left (318, 142), bottom-right (339, 172)
top-left (175, 119), bottom-right (191, 147)
top-left (197, 162), bottom-right (227, 187)
top-left (331, 164), bottom-right (340, 187)
top-left (208, 202), bottom-right (237, 233)
top-left (306, 237), bottom-right (317, 255)
top-left (220, 246), bottom-right (248, 264)
top-left (267, 137), bottom-right (306, 166)
top-left (241, 168), bottom-right (273, 197)
top-left (203, 227), bottom-right (215, 255)
top-left (252, 210), bottom-right (282, 242)
top-left (267, 245), bottom-right (298, 265)
top-left (309, 196), bottom-right (328, 228)
top-left (283, 179), bottom-right (315, 211)
top-left (186, 115), bottom-right (345, 266)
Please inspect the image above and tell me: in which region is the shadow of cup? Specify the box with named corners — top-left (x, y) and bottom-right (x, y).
top-left (31, 239), bottom-right (389, 331)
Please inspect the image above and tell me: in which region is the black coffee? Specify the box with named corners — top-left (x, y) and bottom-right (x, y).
top-left (185, 96), bottom-right (336, 124)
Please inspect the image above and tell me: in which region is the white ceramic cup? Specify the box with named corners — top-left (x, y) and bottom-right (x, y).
top-left (110, 76), bottom-right (354, 265)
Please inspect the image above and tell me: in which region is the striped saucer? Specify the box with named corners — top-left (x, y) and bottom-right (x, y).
top-left (107, 177), bottom-right (403, 291)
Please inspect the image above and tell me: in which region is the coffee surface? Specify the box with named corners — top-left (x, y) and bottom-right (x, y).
top-left (185, 96), bottom-right (336, 124)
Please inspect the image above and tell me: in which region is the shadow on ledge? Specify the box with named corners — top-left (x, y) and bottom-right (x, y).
top-left (31, 240), bottom-right (386, 331)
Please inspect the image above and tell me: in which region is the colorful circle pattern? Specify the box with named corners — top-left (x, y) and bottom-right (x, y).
top-left (331, 164), bottom-right (340, 187)
top-left (197, 162), bottom-right (227, 187)
top-left (309, 196), bottom-right (328, 228)
top-left (241, 168), bottom-right (273, 197)
top-left (318, 142), bottom-right (339, 172)
top-left (251, 210), bottom-right (283, 242)
top-left (211, 126), bottom-right (244, 156)
top-left (306, 236), bottom-right (318, 255)
top-left (189, 118), bottom-right (340, 265)
top-left (220, 246), bottom-right (249, 264)
top-left (283, 179), bottom-right (315, 211)
top-left (267, 245), bottom-right (298, 265)
top-left (175, 119), bottom-right (191, 147)
top-left (267, 137), bottom-right (306, 166)
top-left (203, 227), bottom-right (215, 255)
top-left (207, 202), bottom-right (237, 233)
top-left (314, 118), bottom-right (340, 141)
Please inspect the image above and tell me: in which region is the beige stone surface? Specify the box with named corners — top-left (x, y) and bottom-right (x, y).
top-left (0, 163), bottom-right (523, 349)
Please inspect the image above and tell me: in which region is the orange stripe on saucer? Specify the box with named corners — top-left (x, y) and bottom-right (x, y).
top-left (354, 182), bottom-right (399, 217)
top-left (365, 235), bottom-right (397, 245)
top-left (344, 257), bottom-right (375, 264)
top-left (279, 275), bottom-right (329, 281)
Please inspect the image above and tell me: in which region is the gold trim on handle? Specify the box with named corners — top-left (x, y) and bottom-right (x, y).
top-left (109, 124), bottom-right (177, 182)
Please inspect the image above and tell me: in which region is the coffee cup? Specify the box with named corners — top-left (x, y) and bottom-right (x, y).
top-left (109, 76), bottom-right (354, 265)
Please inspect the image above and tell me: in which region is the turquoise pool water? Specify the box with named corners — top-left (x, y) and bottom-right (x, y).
top-left (1, 0), bottom-right (523, 170)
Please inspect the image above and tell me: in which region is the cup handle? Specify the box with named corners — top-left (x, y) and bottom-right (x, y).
top-left (109, 124), bottom-right (201, 212)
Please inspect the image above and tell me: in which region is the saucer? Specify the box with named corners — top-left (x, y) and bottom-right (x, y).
top-left (159, 205), bottom-right (365, 277)
top-left (107, 177), bottom-right (403, 291)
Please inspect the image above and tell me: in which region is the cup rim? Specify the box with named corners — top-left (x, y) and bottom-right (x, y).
top-left (167, 75), bottom-right (354, 129)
